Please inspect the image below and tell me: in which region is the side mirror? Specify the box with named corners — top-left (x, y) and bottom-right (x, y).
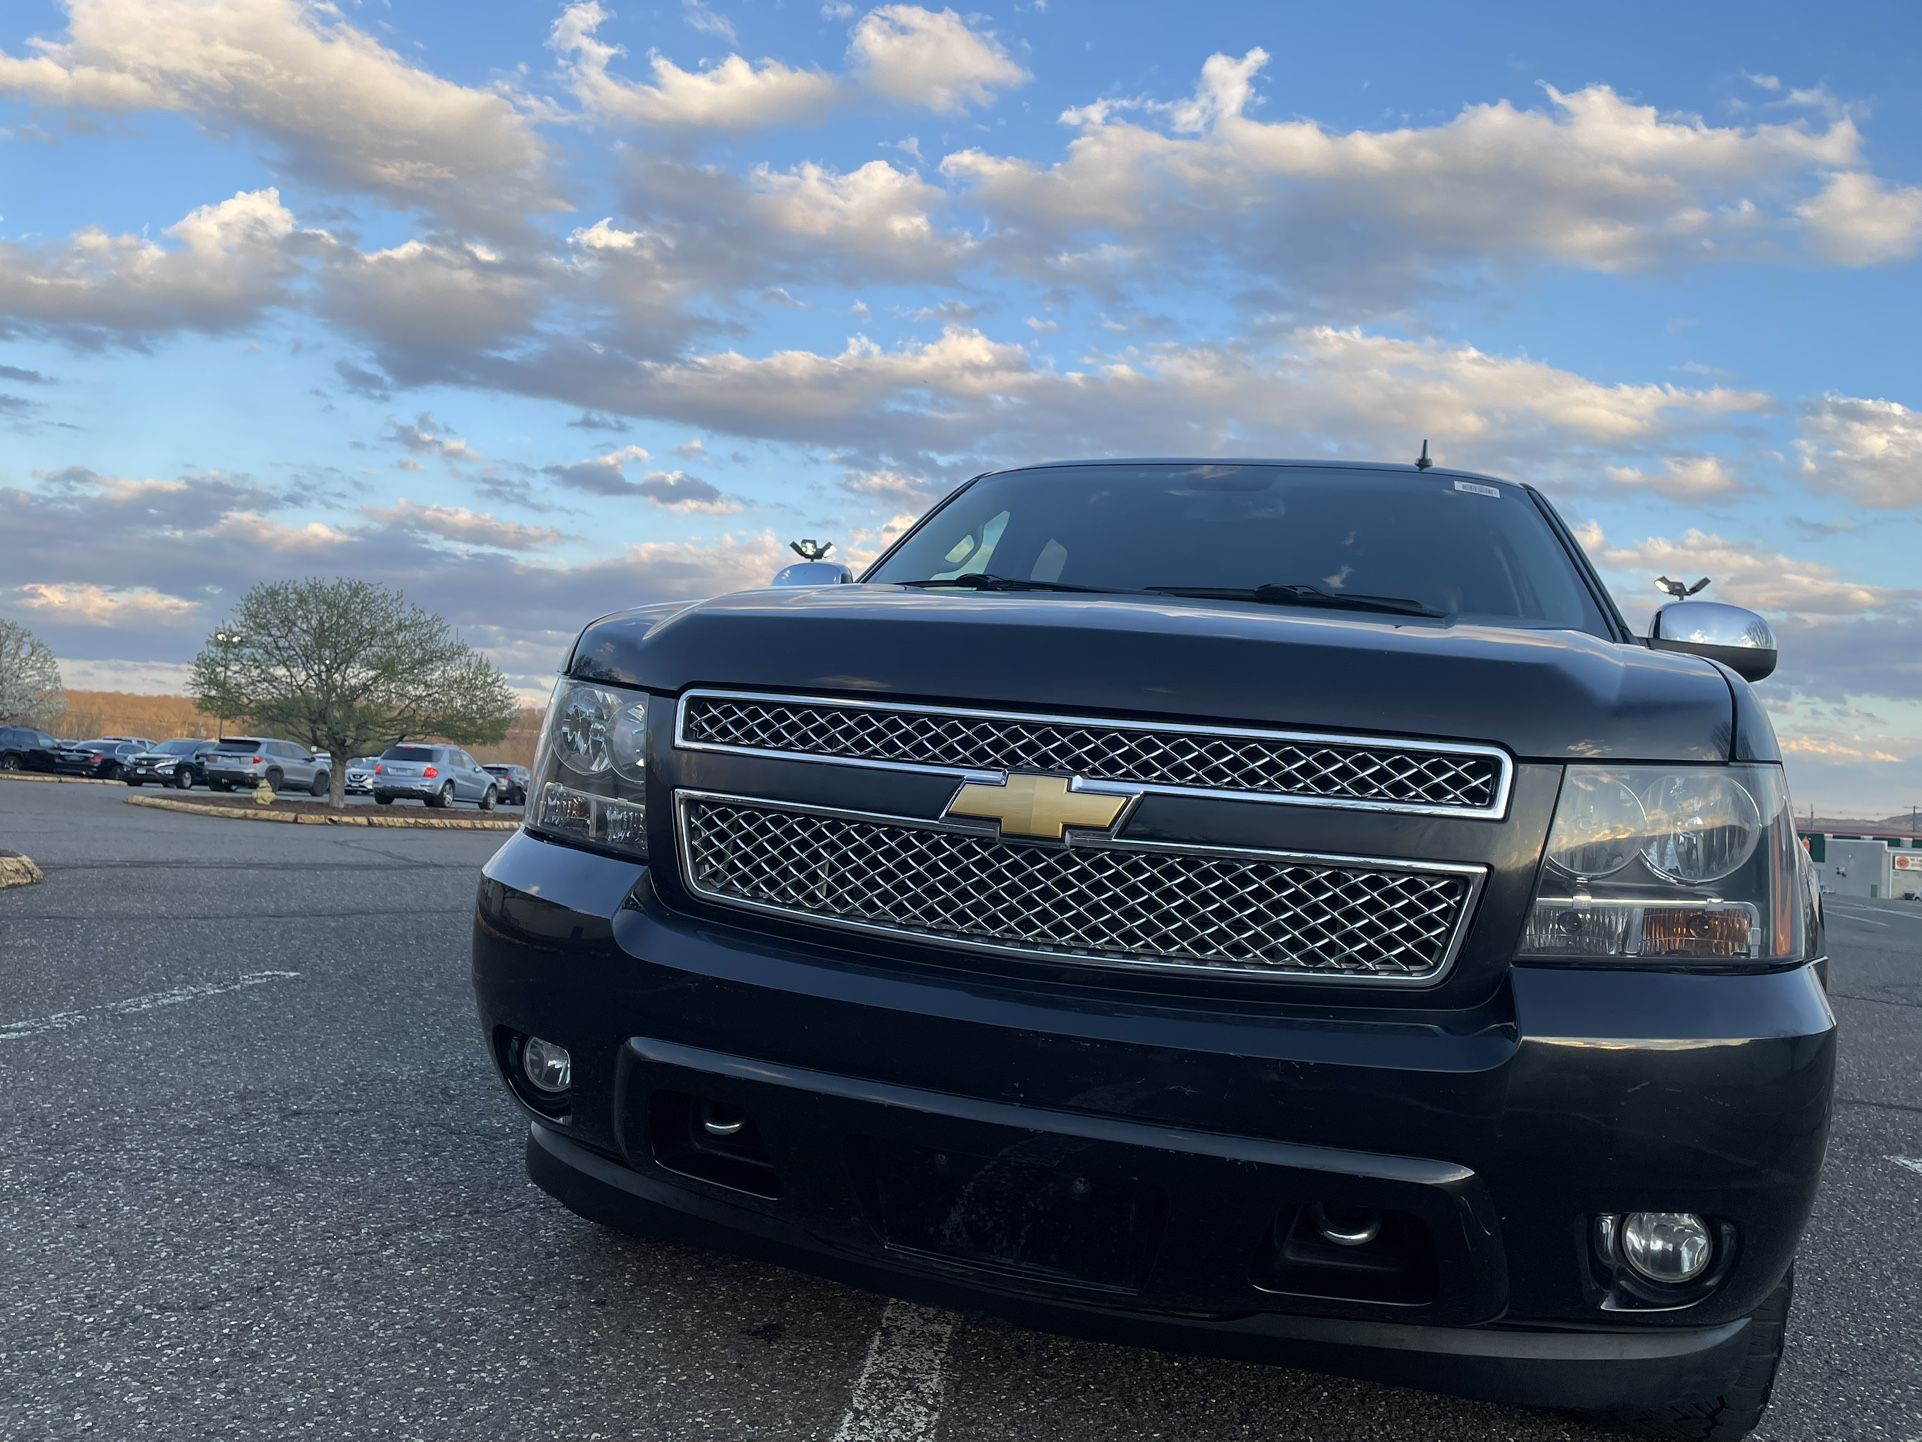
top-left (1649, 601), bottom-right (1778, 682)
top-left (771, 561), bottom-right (855, 587)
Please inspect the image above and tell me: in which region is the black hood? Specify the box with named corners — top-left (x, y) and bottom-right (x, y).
top-left (568, 586), bottom-right (1745, 763)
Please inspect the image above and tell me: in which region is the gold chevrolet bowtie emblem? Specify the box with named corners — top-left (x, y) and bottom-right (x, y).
top-left (945, 773), bottom-right (1128, 841)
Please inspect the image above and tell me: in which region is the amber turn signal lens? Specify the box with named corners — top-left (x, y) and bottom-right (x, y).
top-left (1638, 905), bottom-right (1753, 960)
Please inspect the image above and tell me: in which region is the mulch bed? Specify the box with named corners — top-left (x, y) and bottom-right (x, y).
top-left (125, 794), bottom-right (519, 830)
top-left (171, 791), bottom-right (516, 817)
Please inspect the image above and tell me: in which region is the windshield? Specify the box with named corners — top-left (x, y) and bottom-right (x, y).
top-left (350, 757), bottom-right (377, 769)
top-left (867, 463), bottom-right (1610, 635)
top-left (155, 739), bottom-right (203, 755)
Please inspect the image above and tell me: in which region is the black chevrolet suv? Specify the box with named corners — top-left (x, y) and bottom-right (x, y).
top-left (473, 460), bottom-right (1831, 1439)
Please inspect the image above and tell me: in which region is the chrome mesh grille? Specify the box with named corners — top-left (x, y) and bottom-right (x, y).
top-left (680, 693), bottom-right (1503, 814)
top-left (680, 797), bottom-right (1473, 980)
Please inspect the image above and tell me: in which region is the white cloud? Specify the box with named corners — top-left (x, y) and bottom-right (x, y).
top-left (363, 501), bottom-right (565, 550)
top-left (1601, 454), bottom-right (1739, 497)
top-left (682, 0), bottom-right (737, 45)
top-left (1797, 171), bottom-right (1922, 264)
top-left (544, 447), bottom-right (741, 512)
top-left (849, 5), bottom-right (1029, 114)
top-left (1584, 524), bottom-right (1911, 618)
top-left (751, 159), bottom-right (969, 277)
top-left (530, 322), bottom-right (1774, 490)
top-left (0, 189), bottom-right (303, 346)
top-left (11, 581), bottom-right (200, 626)
top-left (943, 53), bottom-right (1876, 304)
top-left (633, 470), bottom-right (744, 513)
top-left (1795, 394), bottom-right (1922, 508)
top-left (551, 2), bottom-right (837, 129)
top-left (319, 237), bottom-right (550, 382)
top-left (842, 468), bottom-right (941, 505)
top-left (381, 414), bottom-right (480, 464)
top-left (0, 0), bottom-right (554, 230)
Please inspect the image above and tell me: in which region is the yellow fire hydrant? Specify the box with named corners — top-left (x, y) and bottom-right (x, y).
top-left (253, 780), bottom-right (276, 806)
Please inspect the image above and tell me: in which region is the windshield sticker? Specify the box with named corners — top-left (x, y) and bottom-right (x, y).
top-left (1453, 480), bottom-right (1501, 498)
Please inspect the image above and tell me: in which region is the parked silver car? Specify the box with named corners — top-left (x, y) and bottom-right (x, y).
top-left (344, 757), bottom-right (379, 795)
top-left (372, 744), bottom-right (499, 809)
top-left (200, 737), bottom-right (332, 796)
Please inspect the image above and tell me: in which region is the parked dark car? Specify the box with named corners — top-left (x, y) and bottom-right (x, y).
top-left (472, 459), bottom-right (1831, 1441)
top-left (122, 738), bottom-right (218, 789)
top-left (0, 725), bottom-right (61, 774)
top-left (481, 763), bottom-right (531, 806)
top-left (52, 738), bottom-right (152, 779)
top-left (373, 744), bottom-right (500, 809)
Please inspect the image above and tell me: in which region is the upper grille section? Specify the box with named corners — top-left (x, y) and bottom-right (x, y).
top-left (678, 795), bottom-right (1479, 983)
top-left (677, 691), bottom-right (1509, 817)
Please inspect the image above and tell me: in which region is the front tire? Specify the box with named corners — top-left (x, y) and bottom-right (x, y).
top-left (1600, 1269), bottom-right (1792, 1441)
top-left (310, 771), bottom-right (330, 798)
top-left (174, 769), bottom-right (194, 790)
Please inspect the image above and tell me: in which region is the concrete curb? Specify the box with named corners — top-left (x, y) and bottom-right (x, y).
top-left (0, 771), bottom-right (123, 786)
top-left (125, 796), bottom-right (519, 830)
top-left (0, 851), bottom-right (44, 888)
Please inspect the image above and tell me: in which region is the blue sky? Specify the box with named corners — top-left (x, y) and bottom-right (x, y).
top-left (2, 0), bottom-right (1918, 815)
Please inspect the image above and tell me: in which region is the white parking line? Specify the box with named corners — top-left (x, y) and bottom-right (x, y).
top-left (831, 1299), bottom-right (957, 1442)
top-left (1832, 911), bottom-right (1890, 928)
top-left (1831, 902), bottom-right (1922, 923)
top-left (0, 971), bottom-right (301, 1043)
top-left (1889, 1157), bottom-right (1922, 1179)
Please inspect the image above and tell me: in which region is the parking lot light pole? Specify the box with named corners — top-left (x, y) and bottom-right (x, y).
top-left (213, 629), bottom-right (245, 737)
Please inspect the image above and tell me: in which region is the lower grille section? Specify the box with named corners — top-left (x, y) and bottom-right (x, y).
top-left (678, 795), bottom-right (1478, 983)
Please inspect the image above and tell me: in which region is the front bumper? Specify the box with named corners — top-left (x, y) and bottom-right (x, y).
top-left (472, 830), bottom-right (1835, 1410)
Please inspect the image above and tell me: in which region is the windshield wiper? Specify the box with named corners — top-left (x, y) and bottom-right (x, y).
top-left (1144, 583), bottom-right (1444, 618)
top-left (894, 573), bottom-right (1117, 594)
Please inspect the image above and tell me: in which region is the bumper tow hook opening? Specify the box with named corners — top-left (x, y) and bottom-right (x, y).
top-left (1312, 1203), bottom-right (1383, 1248)
top-left (700, 1103), bottom-right (747, 1138)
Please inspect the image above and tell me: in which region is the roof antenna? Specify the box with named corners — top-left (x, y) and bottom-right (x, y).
top-left (1414, 439), bottom-right (1433, 471)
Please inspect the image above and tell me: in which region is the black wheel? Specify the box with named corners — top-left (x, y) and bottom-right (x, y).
top-left (101, 763), bottom-right (122, 781)
top-left (264, 767), bottom-right (284, 791)
top-left (310, 771), bottom-right (330, 798)
top-left (174, 768), bottom-right (194, 790)
top-left (125, 777), bottom-right (143, 787)
top-left (479, 785), bottom-right (497, 812)
top-left (428, 781), bottom-right (454, 809)
top-left (0, 753), bottom-right (20, 772)
top-left (1599, 1270), bottom-right (1792, 1441)
top-left (375, 794), bottom-right (394, 806)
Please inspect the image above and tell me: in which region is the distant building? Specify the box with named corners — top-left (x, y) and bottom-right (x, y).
top-left (1798, 827), bottom-right (1922, 900)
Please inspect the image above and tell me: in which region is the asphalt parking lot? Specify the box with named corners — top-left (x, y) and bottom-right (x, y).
top-left (2, 779), bottom-right (1917, 1442)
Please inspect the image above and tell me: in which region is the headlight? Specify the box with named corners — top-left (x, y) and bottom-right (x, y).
top-left (1523, 764), bottom-right (1804, 965)
top-left (525, 677), bottom-right (649, 860)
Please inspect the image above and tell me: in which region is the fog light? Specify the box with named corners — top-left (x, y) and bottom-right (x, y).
top-left (1621, 1211), bottom-right (1712, 1283)
top-left (521, 1036), bottom-right (572, 1094)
